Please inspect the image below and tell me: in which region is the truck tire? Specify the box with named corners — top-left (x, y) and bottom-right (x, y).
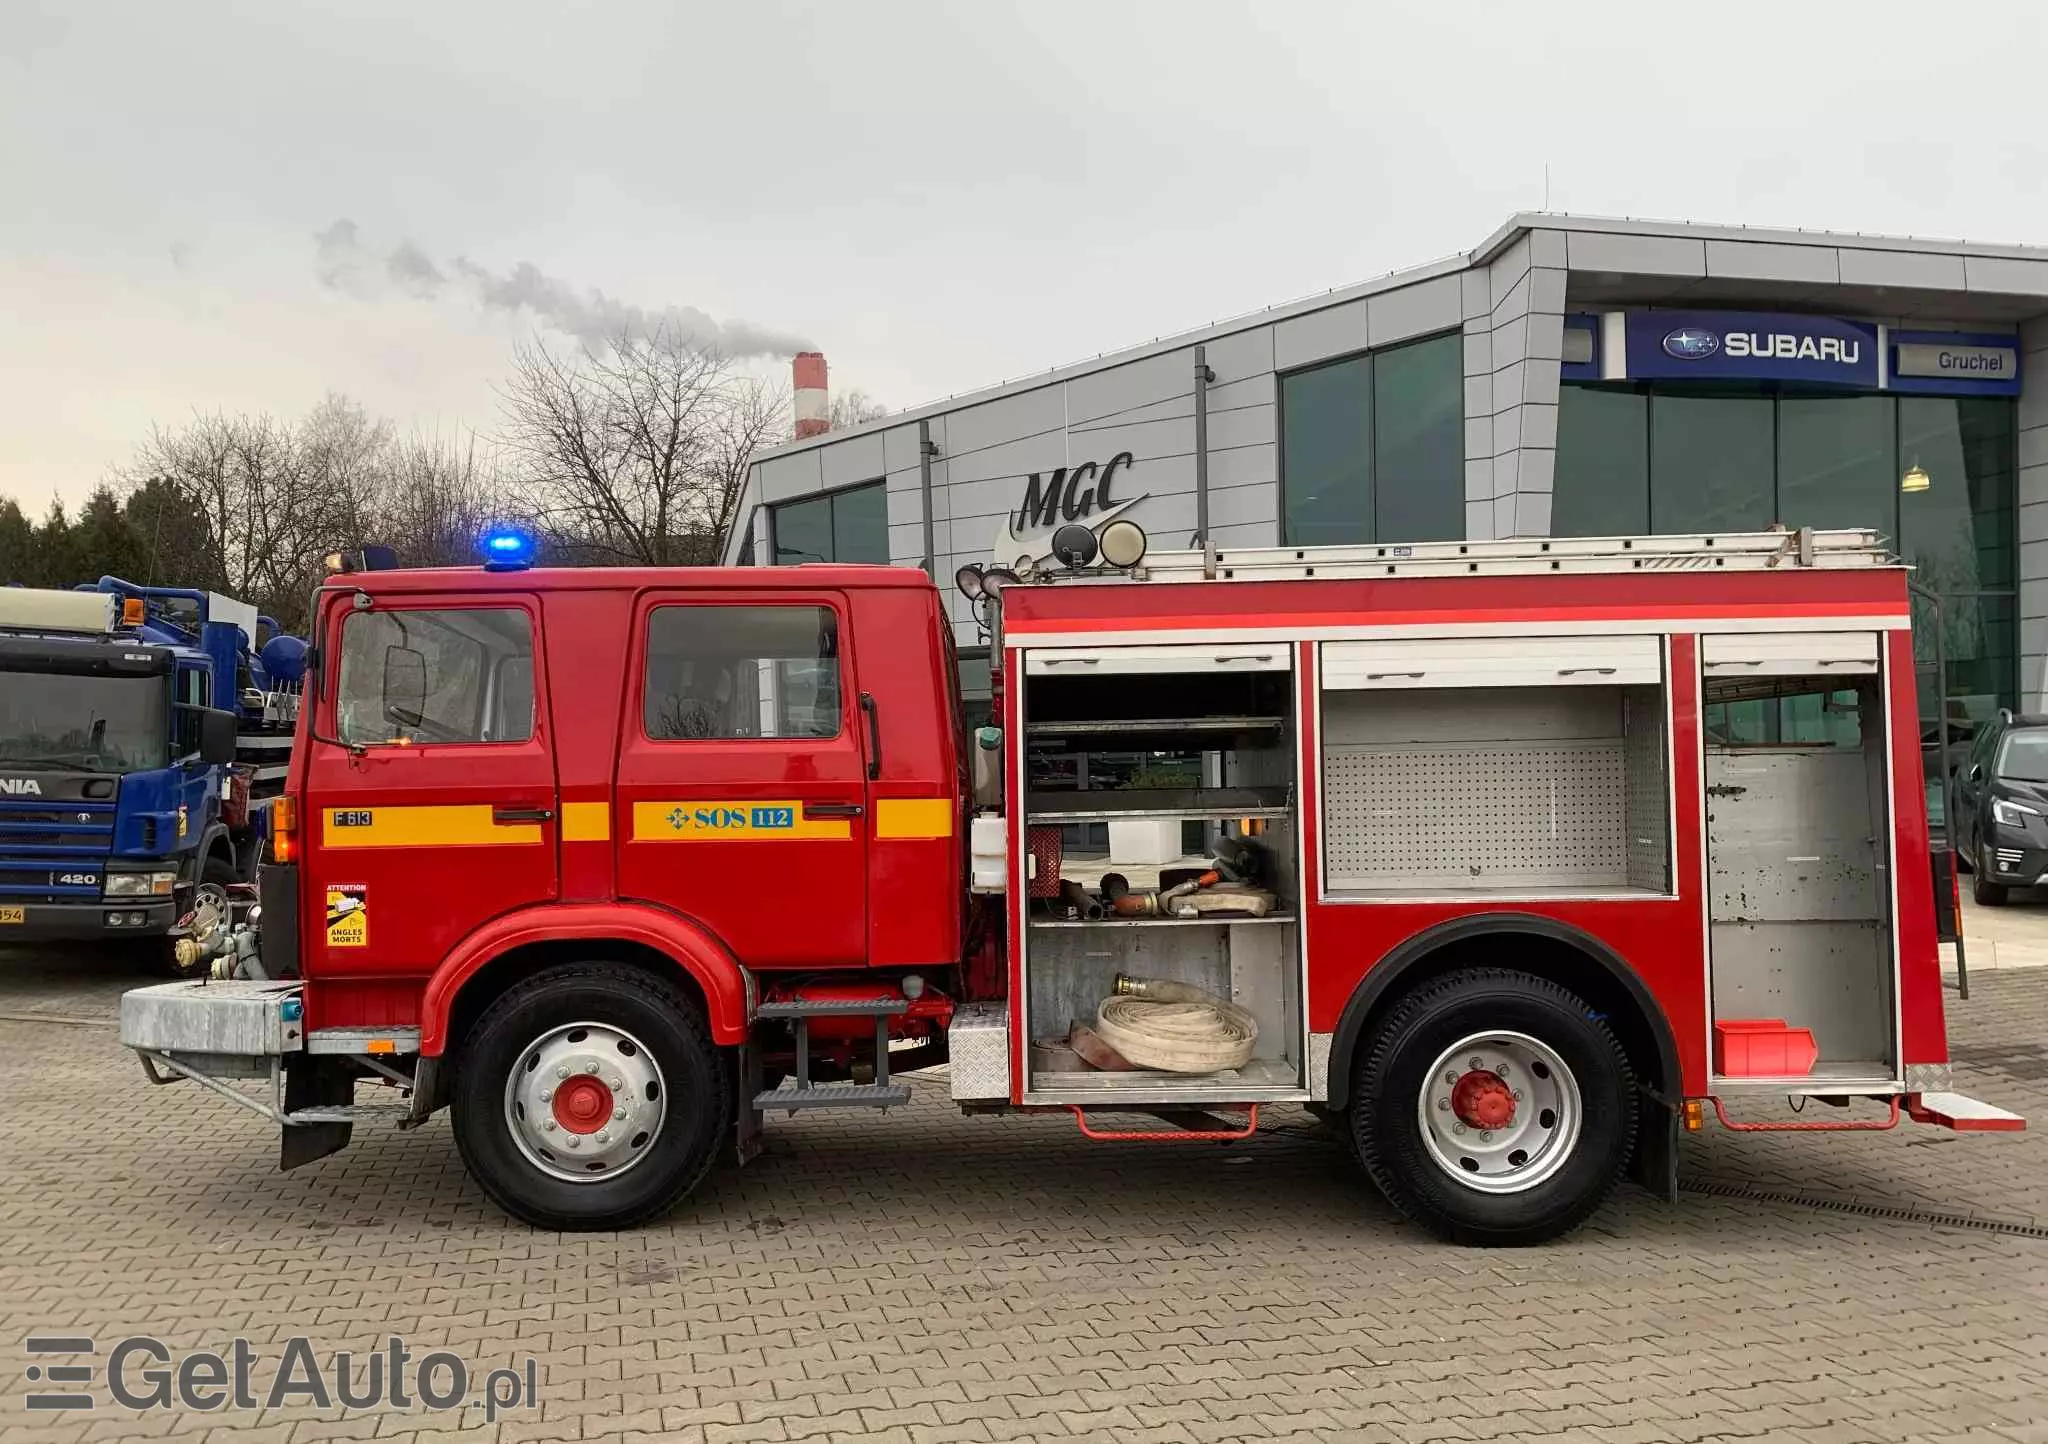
top-left (153, 854), bottom-right (238, 979)
top-left (451, 962), bottom-right (730, 1230)
top-left (1352, 968), bottom-right (1635, 1247)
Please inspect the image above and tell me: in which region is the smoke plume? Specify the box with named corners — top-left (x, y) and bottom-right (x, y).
top-left (313, 218), bottom-right (810, 359)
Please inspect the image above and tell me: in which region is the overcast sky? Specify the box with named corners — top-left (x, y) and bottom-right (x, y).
top-left (6, 0), bottom-right (2048, 508)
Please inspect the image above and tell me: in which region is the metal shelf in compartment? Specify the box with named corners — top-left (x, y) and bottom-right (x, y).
top-left (1028, 912), bottom-right (1297, 929)
top-left (1024, 715), bottom-right (1286, 738)
top-left (1023, 785), bottom-right (1291, 824)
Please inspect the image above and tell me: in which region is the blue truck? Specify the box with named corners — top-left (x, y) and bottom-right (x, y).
top-left (0, 577), bottom-right (304, 974)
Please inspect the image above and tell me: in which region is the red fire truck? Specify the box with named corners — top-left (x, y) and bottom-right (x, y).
top-left (119, 525), bottom-right (2022, 1246)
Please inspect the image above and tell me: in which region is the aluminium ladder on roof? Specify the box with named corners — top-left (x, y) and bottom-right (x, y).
top-left (1127, 528), bottom-right (1896, 584)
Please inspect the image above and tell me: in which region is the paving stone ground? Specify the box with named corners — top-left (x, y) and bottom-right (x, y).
top-left (0, 939), bottom-right (2044, 1444)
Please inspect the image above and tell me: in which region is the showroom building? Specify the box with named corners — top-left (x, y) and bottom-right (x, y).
top-left (724, 212), bottom-right (2048, 738)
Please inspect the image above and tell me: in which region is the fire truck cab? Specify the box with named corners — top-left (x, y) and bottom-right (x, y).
top-left (119, 527), bottom-right (2022, 1247)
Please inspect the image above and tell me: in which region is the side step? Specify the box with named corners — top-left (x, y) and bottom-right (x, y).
top-left (1907, 1092), bottom-right (2026, 1132)
top-left (752, 994), bottom-right (914, 1115)
top-left (756, 1080), bottom-right (913, 1112)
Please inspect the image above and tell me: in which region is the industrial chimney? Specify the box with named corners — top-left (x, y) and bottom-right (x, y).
top-left (793, 352), bottom-right (829, 439)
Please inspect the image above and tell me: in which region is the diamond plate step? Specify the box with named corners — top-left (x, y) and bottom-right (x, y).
top-left (755, 999), bottom-right (909, 1019)
top-left (753, 1081), bottom-right (913, 1111)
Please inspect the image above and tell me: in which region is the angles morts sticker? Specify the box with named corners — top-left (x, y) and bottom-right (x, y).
top-left (325, 884), bottom-right (368, 948)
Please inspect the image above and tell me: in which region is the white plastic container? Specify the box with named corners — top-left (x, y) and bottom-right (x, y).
top-left (970, 814), bottom-right (1008, 892)
top-left (1108, 818), bottom-right (1183, 866)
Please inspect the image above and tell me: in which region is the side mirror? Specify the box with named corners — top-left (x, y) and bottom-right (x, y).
top-left (189, 706), bottom-right (238, 767)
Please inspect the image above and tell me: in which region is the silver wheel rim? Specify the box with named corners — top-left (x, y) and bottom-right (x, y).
top-left (1416, 1030), bottom-right (1582, 1194)
top-left (503, 1021), bottom-right (668, 1184)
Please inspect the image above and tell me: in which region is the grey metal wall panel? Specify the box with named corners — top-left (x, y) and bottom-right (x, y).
top-left (1206, 442), bottom-right (1278, 490)
top-left (1525, 312), bottom-right (1564, 362)
top-left (1205, 483), bottom-right (1275, 529)
top-left (1066, 351), bottom-right (1189, 426)
top-left (882, 423), bottom-right (921, 476)
top-left (886, 519), bottom-right (923, 561)
top-left (1530, 267), bottom-right (1567, 316)
top-left (1964, 255), bottom-right (2048, 297)
top-left (820, 430), bottom-right (886, 489)
top-left (1273, 298), bottom-right (1367, 371)
top-left (1468, 415), bottom-right (1494, 461)
top-left (885, 487), bottom-right (922, 532)
top-left (1836, 247), bottom-right (1968, 290)
top-left (1464, 458), bottom-right (1491, 503)
top-left (1490, 316), bottom-right (1529, 371)
top-left (1705, 239), bottom-right (1842, 286)
top-left (1530, 229), bottom-right (1567, 269)
top-left (1489, 235), bottom-right (1531, 310)
top-left (1201, 322), bottom-right (1276, 381)
top-left (1367, 275), bottom-right (1462, 346)
top-left (1209, 519), bottom-right (1280, 548)
top-left (1205, 400), bottom-right (1276, 453)
top-left (1491, 269), bottom-right (1531, 324)
top-left (1566, 230), bottom-right (1707, 278)
top-left (1462, 270), bottom-right (1490, 320)
top-left (759, 449), bottom-right (824, 502)
top-left (945, 386), bottom-right (1068, 458)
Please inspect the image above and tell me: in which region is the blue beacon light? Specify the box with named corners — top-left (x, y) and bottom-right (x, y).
top-left (482, 530), bottom-right (537, 571)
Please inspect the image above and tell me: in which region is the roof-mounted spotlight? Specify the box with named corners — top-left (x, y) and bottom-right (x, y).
top-left (954, 563), bottom-right (986, 601)
top-left (1050, 523), bottom-right (1100, 569)
top-left (1099, 519), bottom-right (1148, 569)
top-left (978, 566), bottom-right (1019, 598)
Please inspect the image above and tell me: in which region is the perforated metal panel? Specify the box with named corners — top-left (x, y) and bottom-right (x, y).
top-left (1323, 739), bottom-right (1628, 891)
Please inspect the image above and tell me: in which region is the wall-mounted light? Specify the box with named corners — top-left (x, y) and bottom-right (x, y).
top-left (1901, 463), bottom-right (1931, 494)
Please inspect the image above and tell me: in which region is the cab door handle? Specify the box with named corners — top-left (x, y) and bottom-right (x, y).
top-left (803, 803), bottom-right (864, 819)
top-left (492, 806), bottom-right (554, 824)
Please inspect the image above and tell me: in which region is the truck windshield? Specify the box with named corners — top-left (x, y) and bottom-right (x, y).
top-left (0, 672), bottom-right (169, 772)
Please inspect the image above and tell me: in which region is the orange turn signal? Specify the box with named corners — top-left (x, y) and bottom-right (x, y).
top-left (1683, 1099), bottom-right (1704, 1132)
top-left (270, 795), bottom-right (298, 864)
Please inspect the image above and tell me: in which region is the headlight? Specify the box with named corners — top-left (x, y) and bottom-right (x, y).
top-left (1992, 798), bottom-right (2041, 828)
top-left (105, 872), bottom-right (178, 897)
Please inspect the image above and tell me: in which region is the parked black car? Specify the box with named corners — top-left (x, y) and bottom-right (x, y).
top-left (1950, 711), bottom-right (2048, 905)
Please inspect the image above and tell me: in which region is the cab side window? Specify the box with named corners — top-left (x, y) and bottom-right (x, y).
top-left (643, 606), bottom-right (840, 741)
top-left (335, 608), bottom-right (535, 746)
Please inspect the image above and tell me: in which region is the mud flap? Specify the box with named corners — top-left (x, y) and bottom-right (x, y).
top-left (1630, 1095), bottom-right (1678, 1203)
top-left (280, 1055), bottom-right (354, 1171)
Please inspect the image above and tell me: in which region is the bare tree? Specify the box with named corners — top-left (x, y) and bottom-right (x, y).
top-left (496, 325), bottom-right (789, 566)
top-left (376, 431), bottom-right (520, 569)
top-left (829, 389), bottom-right (889, 431)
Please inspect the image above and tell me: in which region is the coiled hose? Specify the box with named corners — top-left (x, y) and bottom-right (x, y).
top-left (1094, 975), bottom-right (1259, 1073)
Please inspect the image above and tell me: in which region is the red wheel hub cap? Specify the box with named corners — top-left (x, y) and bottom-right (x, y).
top-left (1451, 1070), bottom-right (1515, 1130)
top-left (552, 1075), bottom-right (614, 1134)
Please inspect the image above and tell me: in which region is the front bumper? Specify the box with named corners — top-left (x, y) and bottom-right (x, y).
top-left (0, 899), bottom-right (176, 941)
top-left (1982, 833), bottom-right (2048, 887)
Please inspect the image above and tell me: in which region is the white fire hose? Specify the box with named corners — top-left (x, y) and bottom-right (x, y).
top-left (1094, 975), bottom-right (1259, 1073)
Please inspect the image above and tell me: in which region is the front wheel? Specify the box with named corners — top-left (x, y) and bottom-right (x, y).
top-left (1353, 969), bottom-right (1636, 1246)
top-left (1972, 866), bottom-right (2010, 906)
top-left (452, 963), bottom-right (730, 1230)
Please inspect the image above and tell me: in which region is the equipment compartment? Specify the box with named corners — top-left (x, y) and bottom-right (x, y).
top-left (1320, 680), bottom-right (1671, 898)
top-left (1017, 643), bottom-right (1305, 1103)
top-left (1703, 662), bottom-right (1898, 1090)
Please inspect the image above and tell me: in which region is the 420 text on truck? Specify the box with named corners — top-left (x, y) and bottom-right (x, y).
top-left (119, 524), bottom-right (2023, 1246)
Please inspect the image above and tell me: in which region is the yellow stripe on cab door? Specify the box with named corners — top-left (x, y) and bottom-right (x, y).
top-left (322, 805), bottom-right (542, 848)
top-left (875, 798), bottom-right (954, 840)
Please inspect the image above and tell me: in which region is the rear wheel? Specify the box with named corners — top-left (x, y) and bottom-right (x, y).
top-left (452, 963), bottom-right (730, 1229)
top-left (1352, 968), bottom-right (1635, 1246)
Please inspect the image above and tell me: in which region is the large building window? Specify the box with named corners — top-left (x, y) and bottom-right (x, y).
top-left (772, 480), bottom-right (889, 564)
top-left (1555, 384), bottom-right (2018, 730)
top-left (1281, 332), bottom-right (1463, 546)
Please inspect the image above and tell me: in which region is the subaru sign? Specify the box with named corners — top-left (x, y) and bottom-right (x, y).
top-left (1625, 311), bottom-right (1879, 387)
